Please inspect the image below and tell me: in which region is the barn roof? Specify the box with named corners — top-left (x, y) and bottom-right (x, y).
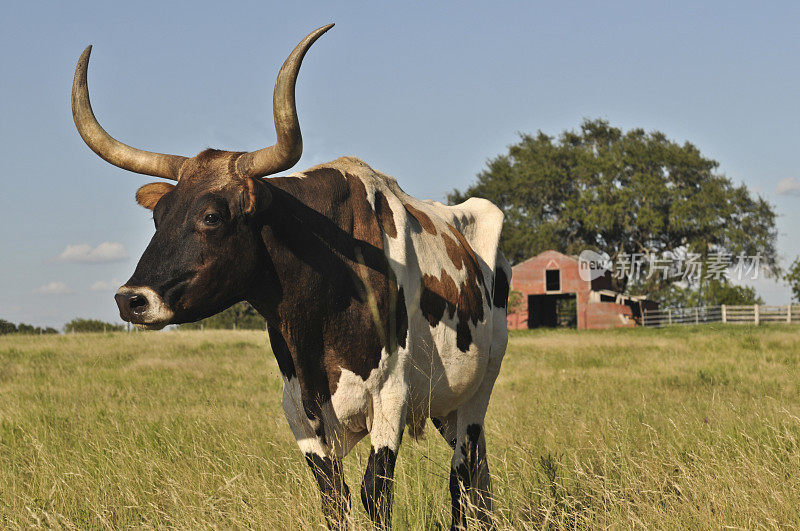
top-left (511, 250), bottom-right (580, 269)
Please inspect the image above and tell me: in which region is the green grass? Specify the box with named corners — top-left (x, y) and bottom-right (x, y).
top-left (2, 325), bottom-right (800, 528)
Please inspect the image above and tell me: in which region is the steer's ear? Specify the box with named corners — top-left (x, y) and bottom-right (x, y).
top-left (136, 182), bottom-right (175, 210)
top-left (240, 178), bottom-right (272, 217)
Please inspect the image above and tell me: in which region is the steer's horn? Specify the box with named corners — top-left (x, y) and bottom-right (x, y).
top-left (72, 46), bottom-right (187, 180)
top-left (234, 23), bottom-right (334, 179)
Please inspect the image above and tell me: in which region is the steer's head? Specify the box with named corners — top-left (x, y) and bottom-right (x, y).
top-left (115, 150), bottom-right (276, 328)
top-left (71, 24), bottom-right (333, 329)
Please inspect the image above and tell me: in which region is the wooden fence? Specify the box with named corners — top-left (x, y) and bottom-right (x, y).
top-left (643, 304), bottom-right (800, 327)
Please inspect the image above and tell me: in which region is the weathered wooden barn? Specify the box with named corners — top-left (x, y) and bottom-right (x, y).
top-left (507, 250), bottom-right (658, 330)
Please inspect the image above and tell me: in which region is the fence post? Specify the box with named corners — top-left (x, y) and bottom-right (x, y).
top-left (695, 307), bottom-right (699, 324)
top-left (754, 304), bottom-right (760, 325)
top-left (668, 309), bottom-right (672, 325)
top-left (788, 304), bottom-right (792, 324)
top-left (721, 304), bottom-right (727, 324)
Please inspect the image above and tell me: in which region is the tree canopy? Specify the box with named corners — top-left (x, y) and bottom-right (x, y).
top-left (449, 119), bottom-right (778, 301)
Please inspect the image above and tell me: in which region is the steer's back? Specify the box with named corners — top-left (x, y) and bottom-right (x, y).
top-left (308, 157), bottom-right (510, 421)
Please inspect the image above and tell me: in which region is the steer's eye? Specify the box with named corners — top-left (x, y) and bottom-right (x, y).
top-left (203, 213), bottom-right (222, 226)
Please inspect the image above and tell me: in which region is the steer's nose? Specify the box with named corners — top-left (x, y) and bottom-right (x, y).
top-left (114, 286), bottom-right (174, 328)
top-left (115, 288), bottom-right (151, 322)
top-left (116, 292), bottom-right (148, 316)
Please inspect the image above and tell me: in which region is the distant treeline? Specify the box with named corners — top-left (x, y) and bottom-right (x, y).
top-left (64, 318), bottom-right (125, 333)
top-left (1, 304), bottom-right (265, 335)
top-left (179, 302), bottom-right (265, 330)
top-left (0, 318), bottom-right (129, 335)
top-left (0, 319), bottom-right (59, 335)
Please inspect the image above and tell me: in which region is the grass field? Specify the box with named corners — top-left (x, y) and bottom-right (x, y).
top-left (2, 325), bottom-right (800, 528)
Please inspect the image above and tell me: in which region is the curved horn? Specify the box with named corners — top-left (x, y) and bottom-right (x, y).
top-left (72, 46), bottom-right (187, 180)
top-left (235, 23), bottom-right (334, 178)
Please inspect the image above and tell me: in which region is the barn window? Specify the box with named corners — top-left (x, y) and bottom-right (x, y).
top-left (545, 269), bottom-right (560, 292)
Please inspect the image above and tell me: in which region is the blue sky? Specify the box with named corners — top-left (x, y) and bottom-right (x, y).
top-left (1, 1), bottom-right (798, 327)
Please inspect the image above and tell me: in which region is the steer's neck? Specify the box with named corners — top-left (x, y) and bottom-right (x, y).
top-left (245, 172), bottom-right (359, 328)
top-left (245, 167), bottom-right (392, 399)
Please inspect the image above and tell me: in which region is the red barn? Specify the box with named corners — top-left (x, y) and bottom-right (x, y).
top-left (507, 250), bottom-right (658, 330)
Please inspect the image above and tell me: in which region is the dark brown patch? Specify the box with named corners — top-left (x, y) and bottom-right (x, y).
top-left (420, 270), bottom-right (458, 327)
top-left (445, 224), bottom-right (483, 278)
top-left (493, 267), bottom-right (509, 309)
top-left (447, 224), bottom-right (489, 324)
top-left (449, 225), bottom-right (488, 306)
top-left (374, 190), bottom-right (397, 238)
top-left (456, 319), bottom-right (473, 352)
top-left (404, 203), bottom-right (437, 235)
top-left (448, 225), bottom-right (486, 351)
top-left (441, 231), bottom-right (465, 271)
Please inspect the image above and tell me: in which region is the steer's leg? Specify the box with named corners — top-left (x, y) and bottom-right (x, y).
top-left (448, 335), bottom-right (506, 529)
top-left (361, 383), bottom-right (407, 528)
top-left (281, 376), bottom-right (350, 528)
top-left (443, 266), bottom-right (511, 530)
top-left (432, 411), bottom-right (470, 529)
top-left (449, 415), bottom-right (492, 530)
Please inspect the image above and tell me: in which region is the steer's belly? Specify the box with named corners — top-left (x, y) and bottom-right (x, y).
top-left (407, 319), bottom-right (491, 419)
top-left (329, 312), bottom-right (493, 432)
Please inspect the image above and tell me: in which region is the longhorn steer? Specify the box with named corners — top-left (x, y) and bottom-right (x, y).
top-left (71, 24), bottom-right (511, 529)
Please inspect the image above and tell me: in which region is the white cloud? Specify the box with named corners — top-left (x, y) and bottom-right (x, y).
top-left (56, 242), bottom-right (128, 263)
top-left (90, 278), bottom-right (123, 291)
top-left (776, 177), bottom-right (800, 196)
top-left (34, 281), bottom-right (75, 295)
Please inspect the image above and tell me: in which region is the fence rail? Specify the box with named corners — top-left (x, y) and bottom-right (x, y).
top-left (643, 304), bottom-right (800, 327)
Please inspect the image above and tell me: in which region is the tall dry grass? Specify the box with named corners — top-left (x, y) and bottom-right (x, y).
top-left (1, 325), bottom-right (800, 528)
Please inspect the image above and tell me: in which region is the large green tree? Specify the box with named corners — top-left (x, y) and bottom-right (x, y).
top-left (449, 119), bottom-right (778, 299)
